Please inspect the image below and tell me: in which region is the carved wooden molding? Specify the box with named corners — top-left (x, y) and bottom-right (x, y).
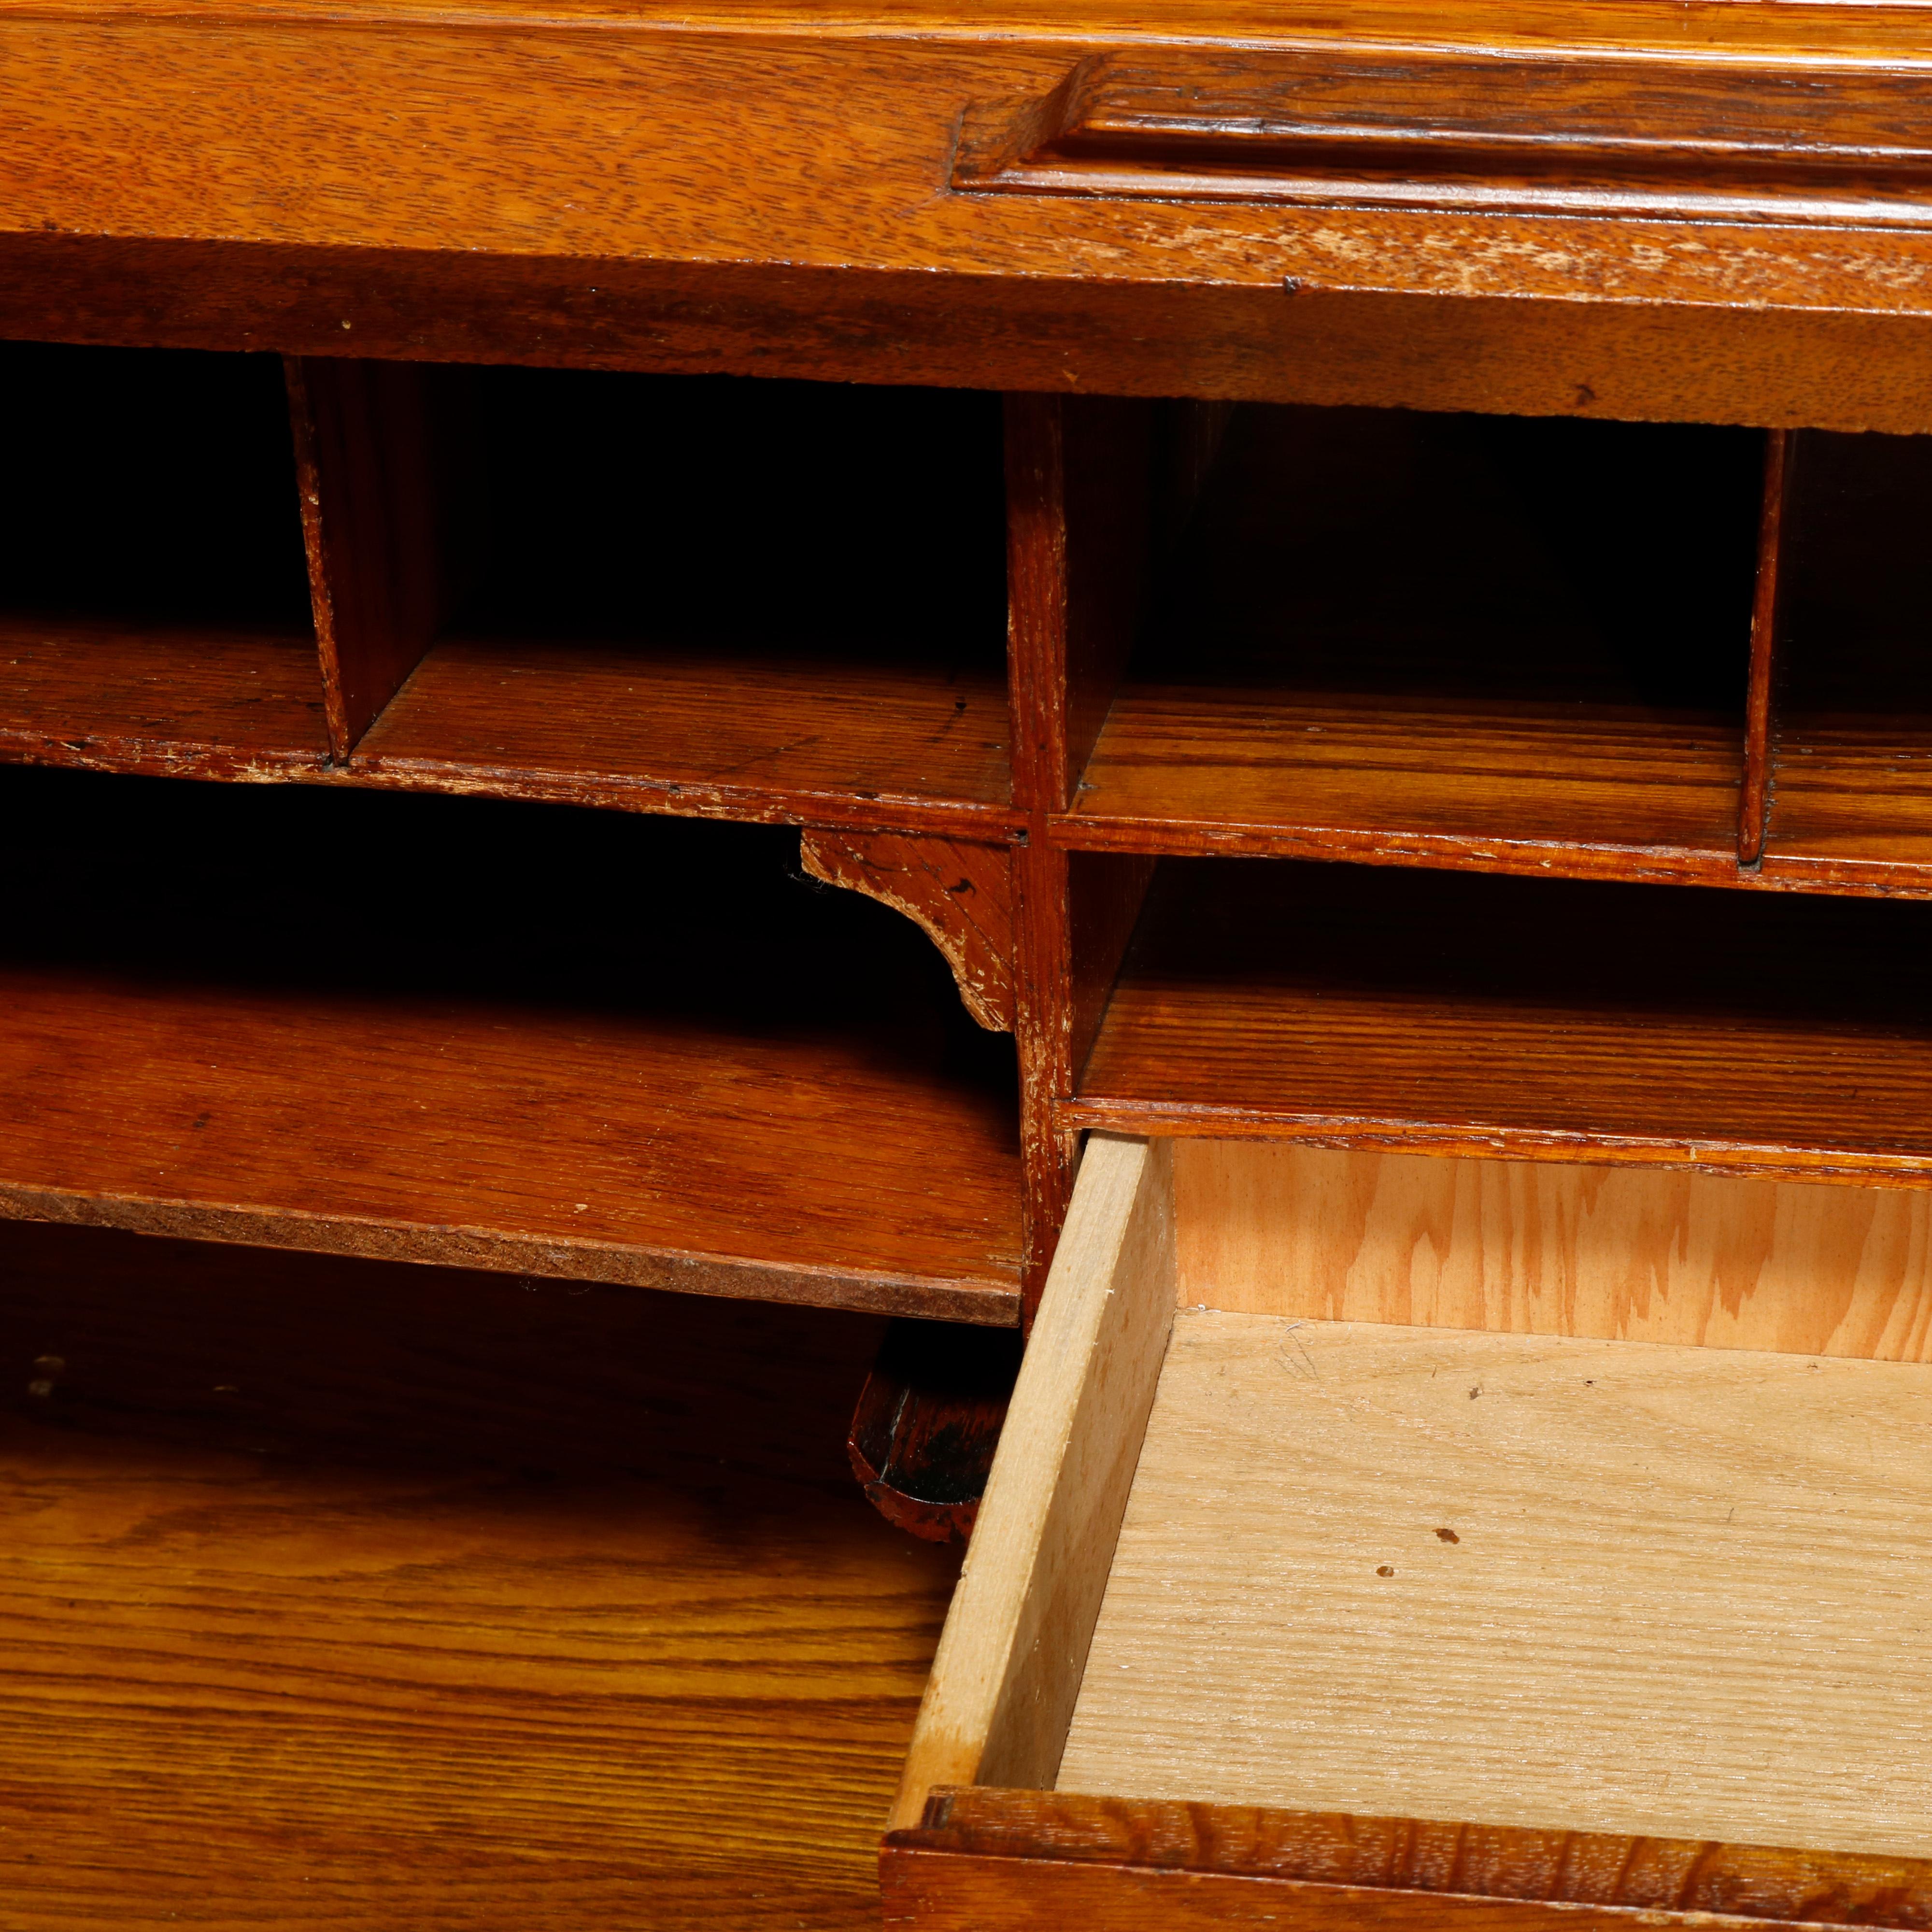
top-left (954, 50), bottom-right (1932, 227)
top-left (801, 831), bottom-right (1016, 1032)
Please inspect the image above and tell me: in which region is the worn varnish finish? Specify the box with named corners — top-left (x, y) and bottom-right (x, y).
top-left (1172, 1143), bottom-right (1932, 1363)
top-left (350, 641), bottom-right (1018, 835)
top-left (956, 49), bottom-right (1932, 226)
top-left (18, 13), bottom-right (1932, 430)
top-left (886, 1789), bottom-right (1932, 1932)
top-left (285, 355), bottom-right (445, 759)
top-left (0, 1220), bottom-right (957, 1929)
top-left (0, 771), bottom-right (1022, 1321)
top-left (1760, 430), bottom-right (1932, 891)
top-left (800, 833), bottom-right (1016, 1033)
top-left (1073, 862), bottom-right (1932, 1181)
top-left (1062, 406), bottom-right (1758, 884)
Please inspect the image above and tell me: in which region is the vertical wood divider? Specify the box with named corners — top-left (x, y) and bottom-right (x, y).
top-left (285, 356), bottom-right (446, 761)
top-left (1739, 427), bottom-right (1793, 867)
top-left (1005, 395), bottom-right (1157, 1322)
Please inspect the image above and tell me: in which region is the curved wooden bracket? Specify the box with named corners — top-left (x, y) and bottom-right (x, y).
top-left (800, 831), bottom-right (1016, 1033)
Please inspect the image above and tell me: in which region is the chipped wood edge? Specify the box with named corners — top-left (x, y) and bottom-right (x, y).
top-left (800, 829), bottom-right (1017, 1032)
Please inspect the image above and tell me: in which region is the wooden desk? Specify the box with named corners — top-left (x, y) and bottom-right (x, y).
top-left (5, 3), bottom-right (1932, 1924)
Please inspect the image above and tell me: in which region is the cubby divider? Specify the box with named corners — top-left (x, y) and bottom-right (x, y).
top-left (298, 359), bottom-right (1019, 834)
top-left (1053, 403), bottom-right (1768, 885)
top-left (0, 341), bottom-right (327, 777)
top-left (1758, 426), bottom-right (1932, 891)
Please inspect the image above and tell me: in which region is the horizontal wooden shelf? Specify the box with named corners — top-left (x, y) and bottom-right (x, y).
top-left (1068, 857), bottom-right (1932, 1181)
top-left (1057, 689), bottom-right (1743, 881)
top-left (350, 637), bottom-right (1016, 834)
top-left (0, 342), bottom-right (325, 783)
top-left (321, 363), bottom-right (1016, 833)
top-left (1061, 405), bottom-right (1761, 884)
top-left (0, 1222), bottom-right (957, 1926)
top-left (0, 614), bottom-right (328, 777)
top-left (0, 770), bottom-right (1021, 1321)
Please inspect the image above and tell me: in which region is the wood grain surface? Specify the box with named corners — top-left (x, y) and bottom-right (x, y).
top-left (14, 11), bottom-right (1932, 433)
top-left (0, 1218), bottom-right (958, 1929)
top-left (1059, 1311), bottom-right (1932, 1858)
top-left (886, 1788), bottom-right (1932, 1932)
top-left (1064, 406), bottom-right (1759, 881)
top-left (891, 1136), bottom-right (1173, 1826)
top-left (0, 768), bottom-right (1022, 1320)
top-left (1172, 1142), bottom-right (1932, 1363)
top-left (335, 367), bottom-right (1012, 832)
top-left (0, 615), bottom-right (327, 778)
top-left (958, 47), bottom-right (1932, 226)
top-left (0, 341), bottom-right (327, 777)
top-left (352, 639), bottom-right (1017, 835)
top-left (1071, 859), bottom-right (1932, 1181)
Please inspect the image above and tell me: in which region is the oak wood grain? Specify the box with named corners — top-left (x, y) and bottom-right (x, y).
top-left (16, 236), bottom-right (1932, 438)
top-left (886, 1788), bottom-right (1932, 1932)
top-left (344, 367), bottom-right (1013, 832)
top-left (1172, 1142), bottom-right (1932, 1364)
top-left (958, 48), bottom-right (1932, 227)
top-left (1065, 406), bottom-right (1759, 880)
top-left (0, 341), bottom-right (327, 775)
top-left (1059, 1311), bottom-right (1932, 1858)
top-left (0, 614), bottom-right (327, 777)
top-left (1071, 859), bottom-right (1932, 1182)
top-left (0, 1218), bottom-right (957, 1929)
top-left (889, 1136), bottom-right (1173, 1827)
top-left (0, 767), bottom-right (1022, 1320)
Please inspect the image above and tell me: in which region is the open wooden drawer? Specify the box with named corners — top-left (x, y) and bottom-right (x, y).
top-left (881, 1136), bottom-right (1932, 1928)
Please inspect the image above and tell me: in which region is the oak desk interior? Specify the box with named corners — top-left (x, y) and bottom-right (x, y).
top-left (8, 0), bottom-right (1932, 1923)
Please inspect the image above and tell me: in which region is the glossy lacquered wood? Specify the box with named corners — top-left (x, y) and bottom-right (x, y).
top-left (886, 1788), bottom-right (1932, 1932)
top-left (0, 1220), bottom-right (956, 1929)
top-left (16, 8), bottom-right (1932, 430)
top-left (956, 47), bottom-right (1932, 226)
top-left (1072, 861), bottom-right (1932, 1183)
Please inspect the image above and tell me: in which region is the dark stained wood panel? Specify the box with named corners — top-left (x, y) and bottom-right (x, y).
top-left (0, 769), bottom-right (1022, 1320)
top-left (1062, 406), bottom-right (1760, 879)
top-left (1070, 859), bottom-right (1932, 1181)
top-left (1763, 430), bottom-right (1932, 893)
top-left (0, 616), bottom-right (328, 776)
top-left (886, 1788), bottom-right (1932, 1932)
top-left (354, 639), bottom-right (1015, 833)
top-left (0, 1221), bottom-right (958, 1929)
